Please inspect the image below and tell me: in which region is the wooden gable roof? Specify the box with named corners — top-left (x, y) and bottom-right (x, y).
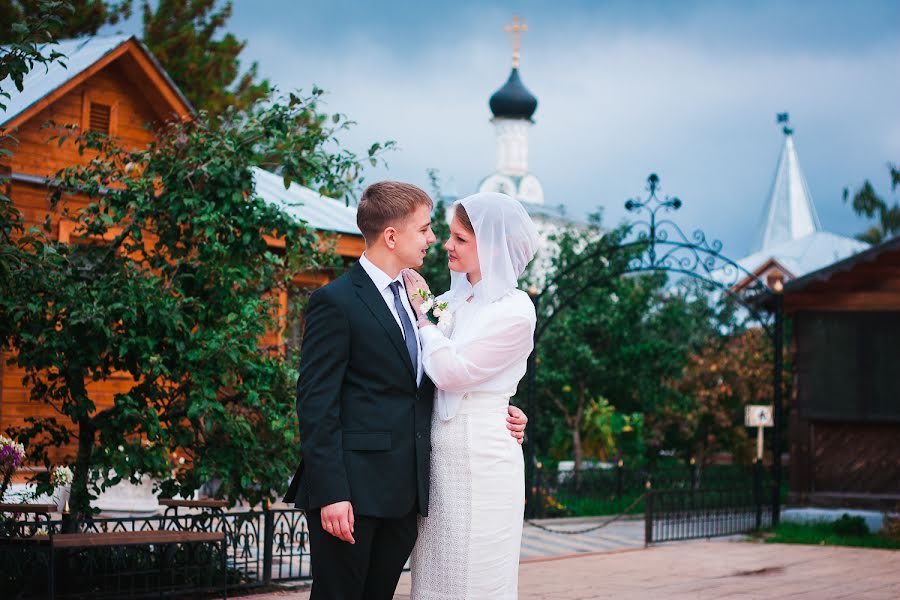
top-left (1, 35), bottom-right (193, 131)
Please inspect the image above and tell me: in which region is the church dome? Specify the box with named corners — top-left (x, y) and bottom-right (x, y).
top-left (489, 68), bottom-right (537, 121)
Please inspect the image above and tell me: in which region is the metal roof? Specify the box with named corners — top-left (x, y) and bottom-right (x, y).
top-left (737, 230), bottom-right (868, 280)
top-left (782, 234), bottom-right (900, 293)
top-left (252, 167), bottom-right (360, 236)
top-left (751, 129), bottom-right (823, 253)
top-left (1, 35), bottom-right (194, 127)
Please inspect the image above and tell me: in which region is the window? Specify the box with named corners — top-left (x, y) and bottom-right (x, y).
top-left (285, 285), bottom-right (315, 364)
top-left (89, 103), bottom-right (112, 134)
top-left (797, 311), bottom-right (900, 422)
top-left (0, 164), bottom-right (10, 198)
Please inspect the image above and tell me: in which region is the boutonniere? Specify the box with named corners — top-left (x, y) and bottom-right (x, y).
top-left (416, 288), bottom-right (454, 334)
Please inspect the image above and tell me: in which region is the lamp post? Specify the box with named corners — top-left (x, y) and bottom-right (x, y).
top-left (772, 278), bottom-right (784, 525)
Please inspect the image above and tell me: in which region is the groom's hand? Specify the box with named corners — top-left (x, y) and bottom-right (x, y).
top-left (507, 405), bottom-right (528, 445)
top-left (402, 269), bottom-right (431, 318)
top-left (320, 500), bottom-right (355, 544)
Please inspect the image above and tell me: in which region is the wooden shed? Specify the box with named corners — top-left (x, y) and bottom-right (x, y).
top-left (782, 235), bottom-right (900, 510)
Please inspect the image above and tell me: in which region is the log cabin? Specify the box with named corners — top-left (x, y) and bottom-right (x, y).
top-left (0, 35), bottom-right (365, 493)
top-left (782, 235), bottom-right (900, 510)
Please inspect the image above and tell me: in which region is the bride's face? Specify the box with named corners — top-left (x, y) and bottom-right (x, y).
top-left (445, 217), bottom-right (480, 276)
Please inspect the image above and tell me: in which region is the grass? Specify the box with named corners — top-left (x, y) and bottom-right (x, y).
top-left (764, 515), bottom-right (900, 550)
top-left (546, 492), bottom-right (645, 517)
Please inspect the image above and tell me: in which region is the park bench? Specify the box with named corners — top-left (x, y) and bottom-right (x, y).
top-left (47, 529), bottom-right (227, 599)
top-left (0, 502), bottom-right (56, 532)
top-left (1, 501), bottom-right (229, 599)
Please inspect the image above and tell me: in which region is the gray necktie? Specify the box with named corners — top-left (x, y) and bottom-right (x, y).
top-left (389, 281), bottom-right (418, 373)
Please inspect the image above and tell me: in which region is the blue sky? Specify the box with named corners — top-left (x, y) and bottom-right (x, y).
top-left (113, 1), bottom-right (900, 258)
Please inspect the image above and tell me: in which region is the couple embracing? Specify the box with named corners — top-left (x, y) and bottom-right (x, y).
top-left (285, 181), bottom-right (540, 600)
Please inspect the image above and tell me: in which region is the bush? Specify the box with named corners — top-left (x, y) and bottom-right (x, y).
top-left (832, 514), bottom-right (869, 537)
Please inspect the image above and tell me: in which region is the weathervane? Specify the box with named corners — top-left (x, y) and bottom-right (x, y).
top-left (777, 112), bottom-right (793, 136)
top-left (504, 15), bottom-right (528, 68)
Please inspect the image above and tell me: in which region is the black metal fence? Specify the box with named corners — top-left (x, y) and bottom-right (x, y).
top-left (0, 507), bottom-right (311, 598)
top-left (644, 463), bottom-right (776, 544)
top-left (533, 462), bottom-right (767, 518)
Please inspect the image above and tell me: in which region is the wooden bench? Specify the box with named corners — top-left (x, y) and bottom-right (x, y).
top-left (46, 529), bottom-right (228, 599)
top-left (158, 498), bottom-right (229, 510)
top-left (2, 501), bottom-right (230, 597)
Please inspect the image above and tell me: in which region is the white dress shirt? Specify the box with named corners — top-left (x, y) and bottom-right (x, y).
top-left (358, 253), bottom-right (423, 384)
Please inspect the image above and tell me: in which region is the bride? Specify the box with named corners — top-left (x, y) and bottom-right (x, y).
top-left (403, 191), bottom-right (540, 600)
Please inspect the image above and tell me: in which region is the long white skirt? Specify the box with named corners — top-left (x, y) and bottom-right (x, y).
top-left (410, 392), bottom-right (524, 600)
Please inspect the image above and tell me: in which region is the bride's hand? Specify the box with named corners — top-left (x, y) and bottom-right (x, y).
top-left (402, 269), bottom-right (431, 319)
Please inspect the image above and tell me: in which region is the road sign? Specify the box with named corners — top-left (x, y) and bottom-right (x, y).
top-left (745, 405), bottom-right (774, 461)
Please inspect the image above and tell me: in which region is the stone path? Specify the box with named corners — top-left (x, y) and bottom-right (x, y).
top-left (252, 540), bottom-right (900, 599)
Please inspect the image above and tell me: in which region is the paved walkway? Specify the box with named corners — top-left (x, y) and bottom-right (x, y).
top-left (253, 540), bottom-right (900, 599)
top-left (520, 516), bottom-right (645, 558)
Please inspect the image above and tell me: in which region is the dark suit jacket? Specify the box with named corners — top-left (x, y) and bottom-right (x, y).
top-left (285, 262), bottom-right (435, 518)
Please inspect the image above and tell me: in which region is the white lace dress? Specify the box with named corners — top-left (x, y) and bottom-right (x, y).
top-left (410, 289), bottom-right (535, 600)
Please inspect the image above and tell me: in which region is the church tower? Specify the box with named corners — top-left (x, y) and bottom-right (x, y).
top-left (731, 113), bottom-right (868, 288)
top-left (478, 16), bottom-right (545, 205)
top-left (752, 113), bottom-right (823, 253)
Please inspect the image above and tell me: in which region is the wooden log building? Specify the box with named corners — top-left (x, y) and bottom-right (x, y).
top-left (783, 236), bottom-right (900, 510)
top-left (0, 35), bottom-right (365, 465)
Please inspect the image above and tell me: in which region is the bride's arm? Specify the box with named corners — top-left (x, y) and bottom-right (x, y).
top-left (419, 313), bottom-right (534, 392)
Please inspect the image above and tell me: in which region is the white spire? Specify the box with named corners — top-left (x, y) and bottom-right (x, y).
top-left (752, 117), bottom-right (823, 253)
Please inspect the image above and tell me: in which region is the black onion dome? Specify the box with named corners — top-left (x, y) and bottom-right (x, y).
top-left (489, 68), bottom-right (537, 120)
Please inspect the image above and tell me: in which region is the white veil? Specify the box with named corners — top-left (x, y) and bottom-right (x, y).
top-left (446, 192), bottom-right (540, 305)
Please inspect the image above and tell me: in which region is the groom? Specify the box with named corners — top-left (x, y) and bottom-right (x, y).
top-left (285, 181), bottom-right (528, 600)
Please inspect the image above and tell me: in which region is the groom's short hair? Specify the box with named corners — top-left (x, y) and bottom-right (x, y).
top-left (357, 181), bottom-right (433, 244)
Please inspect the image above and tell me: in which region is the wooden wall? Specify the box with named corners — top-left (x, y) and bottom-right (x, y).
top-left (785, 244), bottom-right (900, 507)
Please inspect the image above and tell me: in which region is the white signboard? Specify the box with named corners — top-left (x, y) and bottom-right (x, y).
top-left (745, 405), bottom-right (774, 428)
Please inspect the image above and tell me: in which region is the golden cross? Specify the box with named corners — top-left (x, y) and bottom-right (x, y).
top-left (504, 15), bottom-right (528, 68)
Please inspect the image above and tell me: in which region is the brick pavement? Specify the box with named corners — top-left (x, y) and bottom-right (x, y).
top-left (252, 540), bottom-right (900, 599)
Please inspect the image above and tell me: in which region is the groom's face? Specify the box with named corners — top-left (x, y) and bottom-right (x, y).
top-left (390, 204), bottom-right (436, 269)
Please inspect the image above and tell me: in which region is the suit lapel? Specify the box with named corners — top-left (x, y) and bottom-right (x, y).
top-left (350, 262), bottom-right (417, 381)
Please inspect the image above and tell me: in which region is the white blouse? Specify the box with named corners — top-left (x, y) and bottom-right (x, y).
top-left (419, 288), bottom-right (536, 420)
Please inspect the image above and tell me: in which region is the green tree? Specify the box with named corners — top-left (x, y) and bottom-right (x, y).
top-left (141, 0), bottom-right (269, 114)
top-left (2, 92), bottom-right (388, 520)
top-left (2, 0), bottom-right (73, 308)
top-left (0, 0), bottom-right (77, 110)
top-left (1, 0), bottom-right (268, 114)
top-left (0, 0), bottom-right (131, 48)
top-left (532, 219), bottom-right (738, 480)
top-left (417, 168), bottom-right (452, 293)
top-left (843, 164), bottom-right (900, 244)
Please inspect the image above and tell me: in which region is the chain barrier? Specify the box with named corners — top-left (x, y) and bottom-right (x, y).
top-left (523, 491), bottom-right (646, 536)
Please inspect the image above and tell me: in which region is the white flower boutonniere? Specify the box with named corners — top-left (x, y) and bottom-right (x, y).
top-left (416, 288), bottom-right (454, 334)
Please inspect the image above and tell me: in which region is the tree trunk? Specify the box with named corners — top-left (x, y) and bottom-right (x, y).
top-left (65, 418), bottom-right (96, 532)
top-left (573, 420), bottom-right (583, 491)
top-left (573, 382), bottom-right (587, 492)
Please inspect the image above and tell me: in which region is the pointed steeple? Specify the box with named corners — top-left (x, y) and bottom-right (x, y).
top-left (751, 114), bottom-right (823, 253)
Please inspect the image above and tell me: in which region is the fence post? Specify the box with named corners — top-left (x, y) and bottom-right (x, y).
top-left (534, 462), bottom-right (544, 519)
top-left (643, 480), bottom-right (653, 547)
top-left (753, 459), bottom-right (763, 532)
top-left (616, 460), bottom-right (624, 498)
top-left (263, 501), bottom-right (274, 585)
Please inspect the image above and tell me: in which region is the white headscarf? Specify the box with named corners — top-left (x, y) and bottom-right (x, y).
top-left (446, 192), bottom-right (540, 305)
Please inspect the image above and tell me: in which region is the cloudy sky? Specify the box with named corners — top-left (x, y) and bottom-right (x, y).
top-left (117, 0), bottom-right (899, 257)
